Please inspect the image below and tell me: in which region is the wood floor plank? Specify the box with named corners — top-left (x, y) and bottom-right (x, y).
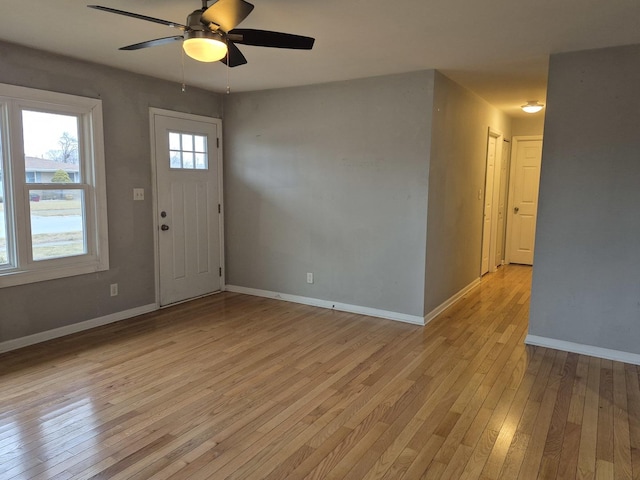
top-left (481, 347), bottom-right (545, 479)
top-left (597, 360), bottom-right (615, 464)
top-left (401, 434), bottom-right (446, 479)
top-left (557, 421), bottom-right (582, 479)
top-left (498, 431), bottom-right (530, 479)
top-left (577, 356), bottom-right (602, 480)
top-left (517, 349), bottom-right (566, 480)
top-left (613, 361), bottom-right (633, 480)
top-left (1, 265), bottom-right (639, 479)
top-left (624, 364), bottom-right (640, 480)
top-left (537, 352), bottom-right (579, 478)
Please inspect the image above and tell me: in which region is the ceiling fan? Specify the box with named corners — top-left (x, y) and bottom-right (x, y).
top-left (88, 0), bottom-right (315, 67)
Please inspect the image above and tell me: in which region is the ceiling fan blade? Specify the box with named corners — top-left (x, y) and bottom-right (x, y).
top-left (87, 5), bottom-right (186, 30)
top-left (220, 41), bottom-right (248, 67)
top-left (120, 36), bottom-right (184, 51)
top-left (228, 29), bottom-right (315, 49)
top-left (201, 0), bottom-right (254, 32)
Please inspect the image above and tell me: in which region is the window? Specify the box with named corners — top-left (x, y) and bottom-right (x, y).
top-left (0, 83), bottom-right (108, 287)
top-left (169, 132), bottom-right (208, 170)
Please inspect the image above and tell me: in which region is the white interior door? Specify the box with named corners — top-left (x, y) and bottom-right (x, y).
top-left (481, 134), bottom-right (498, 275)
top-left (495, 140), bottom-right (511, 265)
top-left (508, 136), bottom-right (543, 265)
top-left (152, 110), bottom-right (223, 306)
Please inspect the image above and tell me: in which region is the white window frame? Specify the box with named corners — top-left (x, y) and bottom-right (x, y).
top-left (0, 83), bottom-right (109, 287)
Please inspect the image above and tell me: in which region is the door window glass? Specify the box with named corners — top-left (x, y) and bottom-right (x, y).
top-left (169, 132), bottom-right (208, 170)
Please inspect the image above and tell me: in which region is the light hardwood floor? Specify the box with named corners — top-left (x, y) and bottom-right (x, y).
top-left (1, 265), bottom-right (639, 479)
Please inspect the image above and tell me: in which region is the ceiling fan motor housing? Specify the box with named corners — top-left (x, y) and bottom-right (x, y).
top-left (187, 10), bottom-right (212, 31)
top-left (184, 9), bottom-right (225, 49)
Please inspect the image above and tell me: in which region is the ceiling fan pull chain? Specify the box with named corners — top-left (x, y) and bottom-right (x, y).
top-left (226, 48), bottom-right (231, 94)
top-left (181, 47), bottom-right (187, 92)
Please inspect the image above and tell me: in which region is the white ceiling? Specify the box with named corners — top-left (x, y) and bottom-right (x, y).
top-left (1, 0), bottom-right (640, 118)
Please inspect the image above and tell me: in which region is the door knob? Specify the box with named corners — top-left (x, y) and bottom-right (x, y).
top-left (514, 207), bottom-right (520, 213)
top-left (161, 224), bottom-right (170, 231)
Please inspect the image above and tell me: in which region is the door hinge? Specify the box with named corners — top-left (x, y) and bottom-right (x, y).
top-left (218, 204), bottom-right (221, 214)
top-left (216, 137), bottom-right (220, 148)
top-left (219, 267), bottom-right (222, 277)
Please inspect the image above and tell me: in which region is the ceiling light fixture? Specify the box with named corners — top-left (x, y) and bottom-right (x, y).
top-left (521, 100), bottom-right (544, 114)
top-left (183, 30), bottom-right (227, 62)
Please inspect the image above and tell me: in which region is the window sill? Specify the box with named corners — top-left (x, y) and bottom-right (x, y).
top-left (0, 259), bottom-right (109, 288)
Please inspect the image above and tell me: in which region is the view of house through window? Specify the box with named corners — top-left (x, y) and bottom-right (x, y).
top-left (21, 110), bottom-right (86, 261)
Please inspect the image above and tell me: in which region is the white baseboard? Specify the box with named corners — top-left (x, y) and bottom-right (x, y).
top-left (0, 303), bottom-right (158, 354)
top-left (424, 278), bottom-right (482, 325)
top-left (225, 285), bottom-right (425, 326)
top-left (525, 334), bottom-right (640, 366)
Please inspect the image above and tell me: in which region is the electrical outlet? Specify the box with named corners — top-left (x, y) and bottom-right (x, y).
top-left (133, 188), bottom-right (144, 201)
top-left (306, 272), bottom-right (314, 284)
top-left (110, 283), bottom-right (118, 297)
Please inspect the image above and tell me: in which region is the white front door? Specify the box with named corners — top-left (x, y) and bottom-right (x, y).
top-left (481, 134), bottom-right (498, 275)
top-left (151, 110), bottom-right (223, 306)
top-left (508, 136), bottom-right (543, 265)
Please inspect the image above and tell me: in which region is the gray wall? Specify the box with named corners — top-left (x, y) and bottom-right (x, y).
top-left (223, 72), bottom-right (434, 317)
top-left (529, 44), bottom-right (640, 355)
top-left (0, 41), bottom-right (519, 341)
top-left (0, 41), bottom-right (222, 342)
top-left (424, 72), bottom-right (511, 314)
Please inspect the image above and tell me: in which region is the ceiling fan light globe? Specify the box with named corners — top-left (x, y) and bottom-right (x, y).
top-left (521, 101), bottom-right (544, 114)
top-left (183, 37), bottom-right (227, 62)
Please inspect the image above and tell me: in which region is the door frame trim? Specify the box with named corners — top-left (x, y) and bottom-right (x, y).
top-left (505, 135), bottom-right (543, 265)
top-left (496, 139), bottom-right (512, 266)
top-left (149, 107), bottom-right (225, 307)
top-left (481, 127), bottom-right (504, 276)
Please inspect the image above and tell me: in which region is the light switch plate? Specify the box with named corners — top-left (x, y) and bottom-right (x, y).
top-left (133, 188), bottom-right (144, 201)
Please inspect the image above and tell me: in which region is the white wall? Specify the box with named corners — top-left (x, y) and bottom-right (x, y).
top-left (529, 43), bottom-right (640, 356)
